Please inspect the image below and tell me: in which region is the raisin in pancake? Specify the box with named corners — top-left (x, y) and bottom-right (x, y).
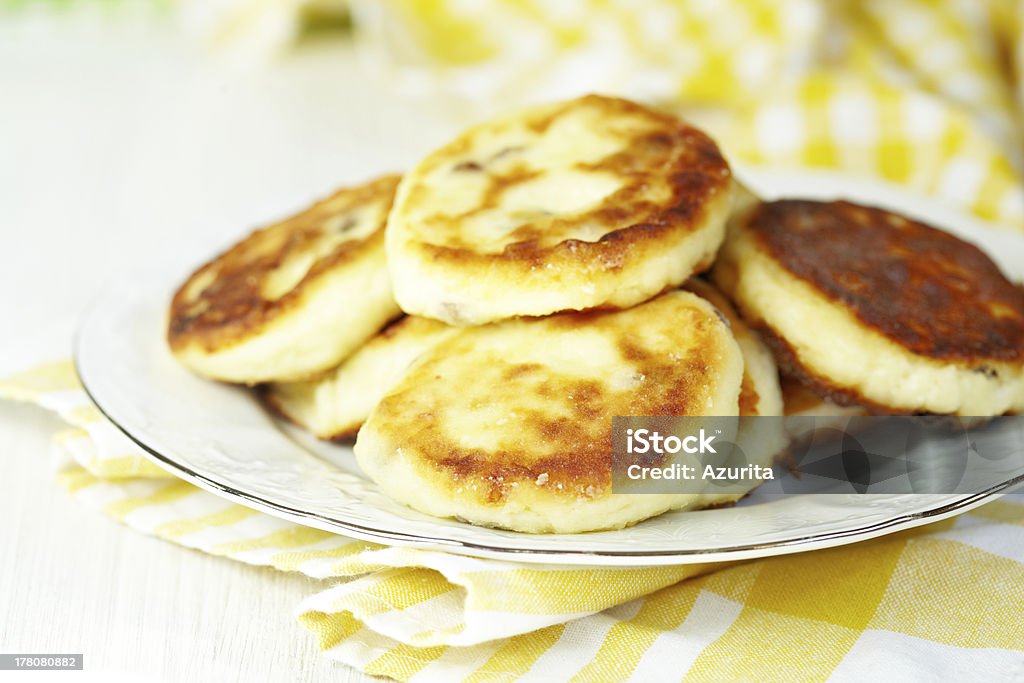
top-left (712, 199), bottom-right (1024, 415)
top-left (168, 176), bottom-right (402, 383)
top-left (354, 290), bottom-right (745, 533)
top-left (267, 316), bottom-right (457, 440)
top-left (386, 94), bottom-right (733, 326)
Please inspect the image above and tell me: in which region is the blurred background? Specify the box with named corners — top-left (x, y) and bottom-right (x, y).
top-left (1, 0), bottom-right (1023, 372)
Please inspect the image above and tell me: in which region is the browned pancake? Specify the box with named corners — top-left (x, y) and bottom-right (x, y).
top-left (354, 290), bottom-right (746, 533)
top-left (167, 175), bottom-right (402, 383)
top-left (713, 197), bottom-right (1024, 415)
top-left (169, 176), bottom-right (399, 353)
top-left (756, 324), bottom-right (904, 413)
top-left (386, 94), bottom-right (733, 325)
top-left (409, 96), bottom-right (731, 263)
top-left (377, 300), bottom-right (735, 505)
top-left (747, 200), bottom-right (1024, 363)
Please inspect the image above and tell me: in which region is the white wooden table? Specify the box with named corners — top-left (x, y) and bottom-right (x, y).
top-left (0, 9), bottom-right (465, 681)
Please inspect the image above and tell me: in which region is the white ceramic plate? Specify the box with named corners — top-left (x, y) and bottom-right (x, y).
top-left (75, 168), bottom-right (1024, 566)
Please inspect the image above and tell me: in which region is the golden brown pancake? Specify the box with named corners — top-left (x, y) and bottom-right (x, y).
top-left (168, 176), bottom-right (402, 383)
top-left (754, 201), bottom-right (1024, 363)
top-left (386, 94), bottom-right (733, 325)
top-left (354, 290), bottom-right (745, 533)
top-left (713, 199), bottom-right (1024, 415)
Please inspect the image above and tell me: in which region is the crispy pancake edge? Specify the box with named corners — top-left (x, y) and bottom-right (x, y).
top-left (168, 175), bottom-right (401, 354)
top-left (746, 199), bottom-right (1024, 364)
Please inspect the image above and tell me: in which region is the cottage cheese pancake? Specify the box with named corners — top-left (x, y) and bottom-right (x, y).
top-left (168, 176), bottom-right (402, 383)
top-left (387, 94), bottom-right (733, 325)
top-left (713, 199), bottom-right (1024, 415)
top-left (267, 316), bottom-right (458, 440)
top-left (354, 290), bottom-right (745, 533)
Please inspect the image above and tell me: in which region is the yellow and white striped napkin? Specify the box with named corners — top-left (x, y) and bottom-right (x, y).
top-left (3, 361), bottom-right (1024, 681)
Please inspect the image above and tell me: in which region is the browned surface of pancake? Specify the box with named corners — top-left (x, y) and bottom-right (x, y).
top-left (168, 175), bottom-right (400, 353)
top-left (407, 95), bottom-right (731, 269)
top-left (747, 199), bottom-right (1024, 363)
top-left (366, 291), bottom-right (741, 506)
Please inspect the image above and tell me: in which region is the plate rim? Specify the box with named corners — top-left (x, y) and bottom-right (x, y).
top-left (68, 371), bottom-right (1024, 565)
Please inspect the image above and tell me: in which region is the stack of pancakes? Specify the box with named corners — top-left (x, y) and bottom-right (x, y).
top-left (168, 95), bottom-right (1024, 534)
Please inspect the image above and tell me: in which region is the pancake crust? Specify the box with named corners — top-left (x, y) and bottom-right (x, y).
top-left (354, 290), bottom-right (745, 533)
top-left (751, 200), bottom-right (1024, 362)
top-left (267, 316), bottom-right (458, 440)
top-left (387, 94), bottom-right (733, 325)
top-left (168, 176), bottom-right (402, 383)
top-left (713, 199), bottom-right (1024, 415)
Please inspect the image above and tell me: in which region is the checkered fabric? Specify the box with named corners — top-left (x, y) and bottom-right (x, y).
top-left (354, 0), bottom-right (1024, 228)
